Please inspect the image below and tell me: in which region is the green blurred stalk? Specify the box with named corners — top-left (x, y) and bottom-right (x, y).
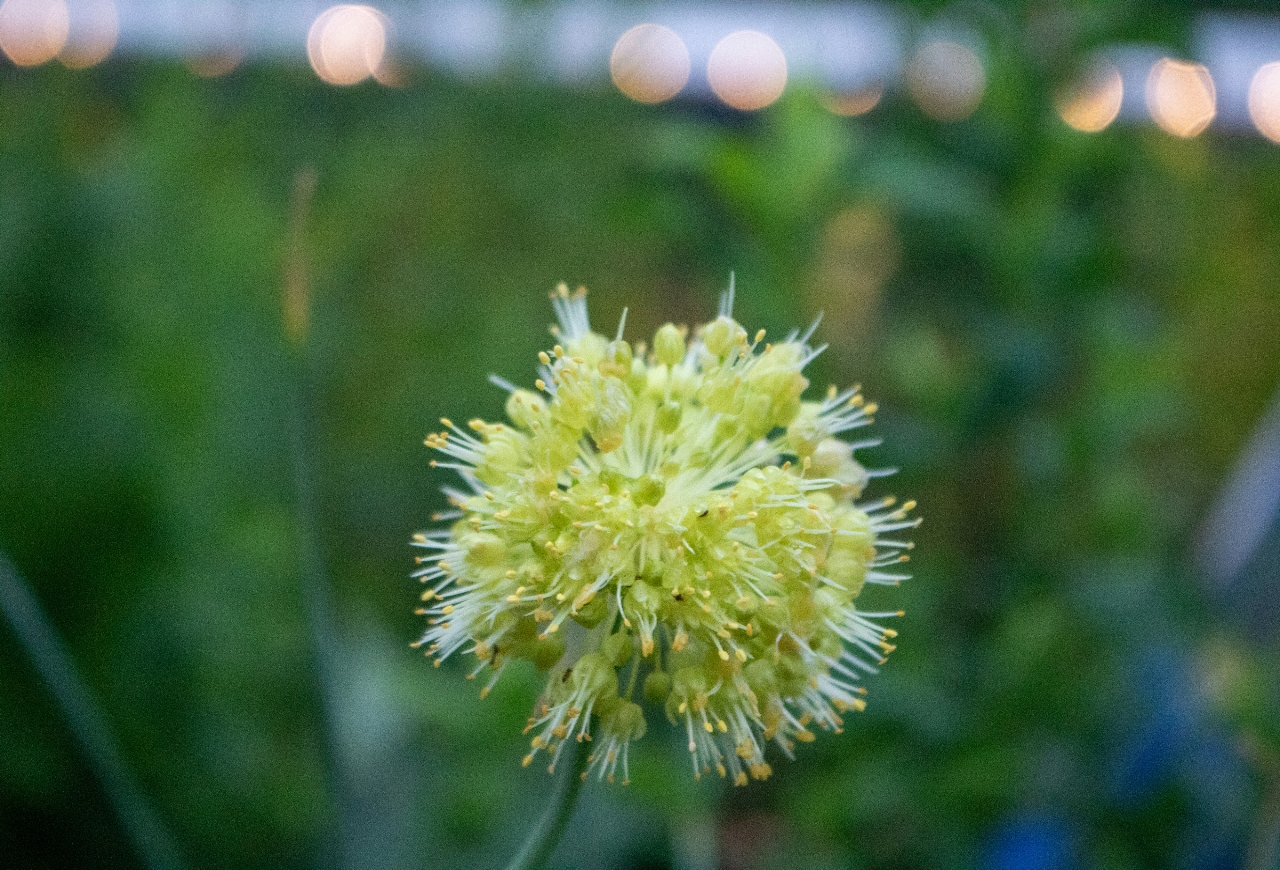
top-left (284, 167), bottom-right (359, 870)
top-left (0, 551), bottom-right (186, 870)
top-left (502, 738), bottom-right (589, 870)
top-left (1243, 734), bottom-right (1280, 870)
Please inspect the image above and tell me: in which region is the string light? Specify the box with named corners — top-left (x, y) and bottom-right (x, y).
top-left (307, 4), bottom-right (386, 86)
top-left (1248, 61), bottom-right (1280, 144)
top-left (822, 83), bottom-right (884, 117)
top-left (1146, 58), bottom-right (1216, 138)
top-left (707, 30), bottom-right (787, 111)
top-left (610, 23), bottom-right (690, 104)
top-left (907, 40), bottom-right (985, 122)
top-left (56, 0), bottom-right (116, 69)
top-left (0, 0), bottom-right (69, 66)
top-left (1055, 59), bottom-right (1123, 133)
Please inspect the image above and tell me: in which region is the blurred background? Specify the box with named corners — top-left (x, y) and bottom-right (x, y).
top-left (3, 1), bottom-right (1280, 868)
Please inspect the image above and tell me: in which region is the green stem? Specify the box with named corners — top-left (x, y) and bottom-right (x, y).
top-left (624, 651), bottom-right (641, 699)
top-left (502, 739), bottom-right (590, 870)
top-left (0, 551), bottom-right (186, 870)
top-left (282, 166), bottom-right (359, 869)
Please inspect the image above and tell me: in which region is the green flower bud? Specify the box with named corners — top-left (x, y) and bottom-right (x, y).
top-left (462, 532), bottom-right (506, 567)
top-left (570, 652), bottom-right (619, 699)
top-left (572, 589), bottom-right (609, 628)
top-left (703, 316), bottom-right (745, 358)
top-left (601, 630), bottom-right (634, 667)
top-left (600, 339), bottom-right (633, 379)
top-left (632, 474), bottom-right (665, 507)
top-left (531, 633), bottom-right (566, 670)
top-left (504, 389), bottom-right (547, 431)
top-left (655, 400), bottom-right (682, 434)
top-left (643, 670), bottom-right (672, 705)
top-left (653, 323), bottom-right (686, 367)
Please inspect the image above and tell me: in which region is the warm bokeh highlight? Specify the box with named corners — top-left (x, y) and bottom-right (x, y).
top-left (307, 4), bottom-right (386, 86)
top-left (1055, 60), bottom-right (1123, 133)
top-left (822, 83), bottom-right (884, 118)
top-left (707, 30), bottom-right (787, 111)
top-left (1147, 58), bottom-right (1216, 138)
top-left (0, 0), bottom-right (69, 66)
top-left (1248, 62), bottom-right (1280, 144)
top-left (610, 23), bottom-right (690, 105)
top-left (907, 40), bottom-right (985, 122)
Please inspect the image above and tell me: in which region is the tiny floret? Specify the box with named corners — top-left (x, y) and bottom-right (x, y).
top-left (414, 283), bottom-right (916, 785)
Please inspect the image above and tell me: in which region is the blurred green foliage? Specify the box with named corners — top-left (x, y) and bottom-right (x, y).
top-left (3, 6), bottom-right (1280, 868)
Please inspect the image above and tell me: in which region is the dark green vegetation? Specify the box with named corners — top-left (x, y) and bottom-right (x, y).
top-left (3, 16), bottom-right (1280, 870)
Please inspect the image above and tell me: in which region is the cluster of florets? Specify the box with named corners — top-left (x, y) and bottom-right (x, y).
top-left (414, 285), bottom-right (916, 785)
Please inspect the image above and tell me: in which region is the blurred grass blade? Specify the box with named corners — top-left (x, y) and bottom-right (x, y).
top-left (502, 738), bottom-right (589, 870)
top-left (284, 165), bottom-right (360, 869)
top-left (0, 551), bottom-right (186, 870)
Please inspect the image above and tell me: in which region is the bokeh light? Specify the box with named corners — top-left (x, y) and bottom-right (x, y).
top-left (1055, 59), bottom-right (1123, 133)
top-left (56, 0), bottom-right (115, 69)
top-left (1146, 58), bottom-right (1216, 138)
top-left (0, 0), bottom-right (69, 67)
top-left (821, 82), bottom-right (884, 117)
top-left (186, 48), bottom-right (244, 78)
top-left (808, 204), bottom-right (900, 351)
top-left (307, 4), bottom-right (387, 87)
top-left (609, 23), bottom-right (689, 105)
top-left (1247, 61), bottom-right (1280, 144)
top-left (907, 40), bottom-right (985, 122)
top-left (707, 30), bottom-right (787, 112)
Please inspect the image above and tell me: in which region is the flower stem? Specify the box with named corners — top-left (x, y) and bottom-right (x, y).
top-left (283, 166), bottom-right (360, 869)
top-left (502, 739), bottom-right (590, 870)
top-left (0, 551), bottom-right (186, 870)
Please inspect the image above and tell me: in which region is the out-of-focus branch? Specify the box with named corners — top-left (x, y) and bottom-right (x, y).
top-left (1196, 384), bottom-right (1280, 589)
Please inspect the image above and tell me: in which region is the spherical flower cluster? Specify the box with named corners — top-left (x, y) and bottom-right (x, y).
top-left (414, 285), bottom-right (916, 785)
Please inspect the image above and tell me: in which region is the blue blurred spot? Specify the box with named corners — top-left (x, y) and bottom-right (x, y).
top-left (1112, 649), bottom-right (1198, 802)
top-left (983, 815), bottom-right (1073, 870)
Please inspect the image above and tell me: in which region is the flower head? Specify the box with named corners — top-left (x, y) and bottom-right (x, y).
top-left (415, 284), bottom-right (916, 785)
